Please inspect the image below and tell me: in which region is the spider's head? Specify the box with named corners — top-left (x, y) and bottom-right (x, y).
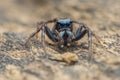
top-left (57, 18), bottom-right (72, 27)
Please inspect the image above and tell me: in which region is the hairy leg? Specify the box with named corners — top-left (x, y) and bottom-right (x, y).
top-left (24, 22), bottom-right (45, 45)
top-left (41, 27), bottom-right (47, 55)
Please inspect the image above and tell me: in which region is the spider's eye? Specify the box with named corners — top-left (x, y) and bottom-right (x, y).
top-left (66, 22), bottom-right (71, 26)
top-left (59, 22), bottom-right (65, 26)
top-left (59, 21), bottom-right (71, 26)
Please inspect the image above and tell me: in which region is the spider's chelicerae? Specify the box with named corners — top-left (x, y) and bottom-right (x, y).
top-left (25, 18), bottom-right (101, 54)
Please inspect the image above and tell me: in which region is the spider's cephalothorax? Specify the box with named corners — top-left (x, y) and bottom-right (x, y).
top-left (25, 18), bottom-right (101, 53)
top-left (52, 18), bottom-right (74, 47)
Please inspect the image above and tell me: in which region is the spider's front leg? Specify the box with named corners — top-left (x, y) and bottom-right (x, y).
top-left (44, 26), bottom-right (58, 42)
top-left (73, 24), bottom-right (92, 53)
top-left (24, 18), bottom-right (57, 45)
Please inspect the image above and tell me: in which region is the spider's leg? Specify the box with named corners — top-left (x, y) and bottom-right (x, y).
top-left (24, 18), bottom-right (57, 45)
top-left (92, 32), bottom-right (102, 45)
top-left (81, 24), bottom-right (93, 59)
top-left (73, 21), bottom-right (101, 45)
top-left (88, 29), bottom-right (92, 53)
top-left (41, 26), bottom-right (47, 55)
top-left (41, 26), bottom-right (58, 56)
top-left (73, 26), bottom-right (93, 59)
top-left (25, 29), bottom-right (40, 46)
top-left (44, 26), bottom-right (58, 42)
top-left (73, 26), bottom-right (87, 41)
top-left (24, 22), bottom-right (45, 45)
top-left (80, 23), bottom-right (92, 53)
top-left (73, 25), bottom-right (93, 53)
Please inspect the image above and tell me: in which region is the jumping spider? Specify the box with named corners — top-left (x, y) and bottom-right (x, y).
top-left (25, 18), bottom-right (101, 54)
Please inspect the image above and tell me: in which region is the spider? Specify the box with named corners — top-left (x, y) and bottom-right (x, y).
top-left (25, 18), bottom-right (101, 54)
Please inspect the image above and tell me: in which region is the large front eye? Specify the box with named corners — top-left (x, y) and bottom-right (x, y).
top-left (66, 22), bottom-right (71, 26)
top-left (59, 22), bottom-right (65, 26)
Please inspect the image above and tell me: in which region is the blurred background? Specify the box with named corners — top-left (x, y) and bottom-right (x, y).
top-left (0, 0), bottom-right (120, 80)
top-left (0, 0), bottom-right (120, 34)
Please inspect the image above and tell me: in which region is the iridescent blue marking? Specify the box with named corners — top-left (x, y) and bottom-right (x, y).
top-left (59, 21), bottom-right (71, 26)
top-left (59, 21), bottom-right (65, 26)
top-left (66, 21), bottom-right (71, 26)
